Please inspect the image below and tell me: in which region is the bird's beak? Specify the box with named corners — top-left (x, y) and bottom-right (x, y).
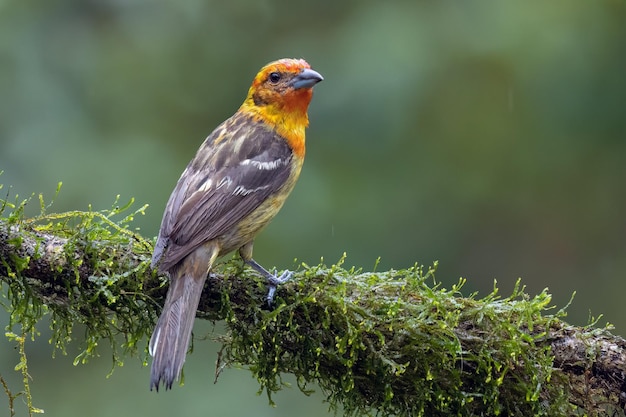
top-left (291, 68), bottom-right (324, 90)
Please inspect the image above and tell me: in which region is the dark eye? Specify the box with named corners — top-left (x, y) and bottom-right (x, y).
top-left (268, 72), bottom-right (281, 83)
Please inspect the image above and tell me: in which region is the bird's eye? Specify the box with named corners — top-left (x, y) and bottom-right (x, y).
top-left (268, 72), bottom-right (281, 84)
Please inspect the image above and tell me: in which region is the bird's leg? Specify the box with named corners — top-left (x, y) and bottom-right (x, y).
top-left (246, 259), bottom-right (293, 304)
top-left (239, 242), bottom-right (293, 305)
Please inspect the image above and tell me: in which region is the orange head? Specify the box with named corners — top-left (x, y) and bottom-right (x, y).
top-left (240, 58), bottom-right (323, 157)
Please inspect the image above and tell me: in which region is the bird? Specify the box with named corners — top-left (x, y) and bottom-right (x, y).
top-left (148, 58), bottom-right (323, 391)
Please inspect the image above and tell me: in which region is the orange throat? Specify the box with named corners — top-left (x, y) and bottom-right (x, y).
top-left (240, 93), bottom-right (311, 158)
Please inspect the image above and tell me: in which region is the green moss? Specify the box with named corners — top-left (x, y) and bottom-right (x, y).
top-left (219, 259), bottom-right (572, 416)
top-left (1, 190), bottom-right (156, 365)
top-left (0, 184), bottom-right (600, 416)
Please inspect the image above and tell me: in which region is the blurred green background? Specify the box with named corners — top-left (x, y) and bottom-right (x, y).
top-left (1, 0), bottom-right (625, 415)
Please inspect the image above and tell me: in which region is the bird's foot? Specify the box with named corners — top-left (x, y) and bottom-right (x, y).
top-left (243, 258), bottom-right (293, 305)
top-left (265, 269), bottom-right (293, 305)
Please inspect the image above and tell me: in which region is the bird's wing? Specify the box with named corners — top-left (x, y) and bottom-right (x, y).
top-left (152, 115), bottom-right (294, 271)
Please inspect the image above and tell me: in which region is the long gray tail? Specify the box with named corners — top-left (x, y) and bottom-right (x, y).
top-left (149, 254), bottom-right (211, 391)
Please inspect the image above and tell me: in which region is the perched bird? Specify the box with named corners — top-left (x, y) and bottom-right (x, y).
top-left (149, 58), bottom-right (323, 391)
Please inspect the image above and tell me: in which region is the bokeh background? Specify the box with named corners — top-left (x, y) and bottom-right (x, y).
top-left (1, 0), bottom-right (625, 415)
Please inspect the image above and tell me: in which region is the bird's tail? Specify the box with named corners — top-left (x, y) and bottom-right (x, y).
top-left (149, 244), bottom-right (218, 391)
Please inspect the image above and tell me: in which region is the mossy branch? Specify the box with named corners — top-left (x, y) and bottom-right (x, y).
top-left (1, 201), bottom-right (625, 416)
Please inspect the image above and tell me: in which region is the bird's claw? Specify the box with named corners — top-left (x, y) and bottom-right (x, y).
top-left (266, 269), bottom-right (293, 305)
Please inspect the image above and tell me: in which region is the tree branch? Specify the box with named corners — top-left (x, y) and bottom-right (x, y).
top-left (1, 216), bottom-right (625, 417)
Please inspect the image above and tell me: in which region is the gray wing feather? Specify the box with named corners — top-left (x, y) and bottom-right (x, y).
top-left (152, 115), bottom-right (293, 272)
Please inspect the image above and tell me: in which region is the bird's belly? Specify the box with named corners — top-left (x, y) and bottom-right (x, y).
top-left (218, 192), bottom-right (291, 255)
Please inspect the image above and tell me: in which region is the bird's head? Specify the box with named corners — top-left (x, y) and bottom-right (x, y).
top-left (242, 58), bottom-right (323, 121)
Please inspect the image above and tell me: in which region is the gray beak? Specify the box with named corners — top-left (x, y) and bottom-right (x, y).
top-left (291, 68), bottom-right (324, 90)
